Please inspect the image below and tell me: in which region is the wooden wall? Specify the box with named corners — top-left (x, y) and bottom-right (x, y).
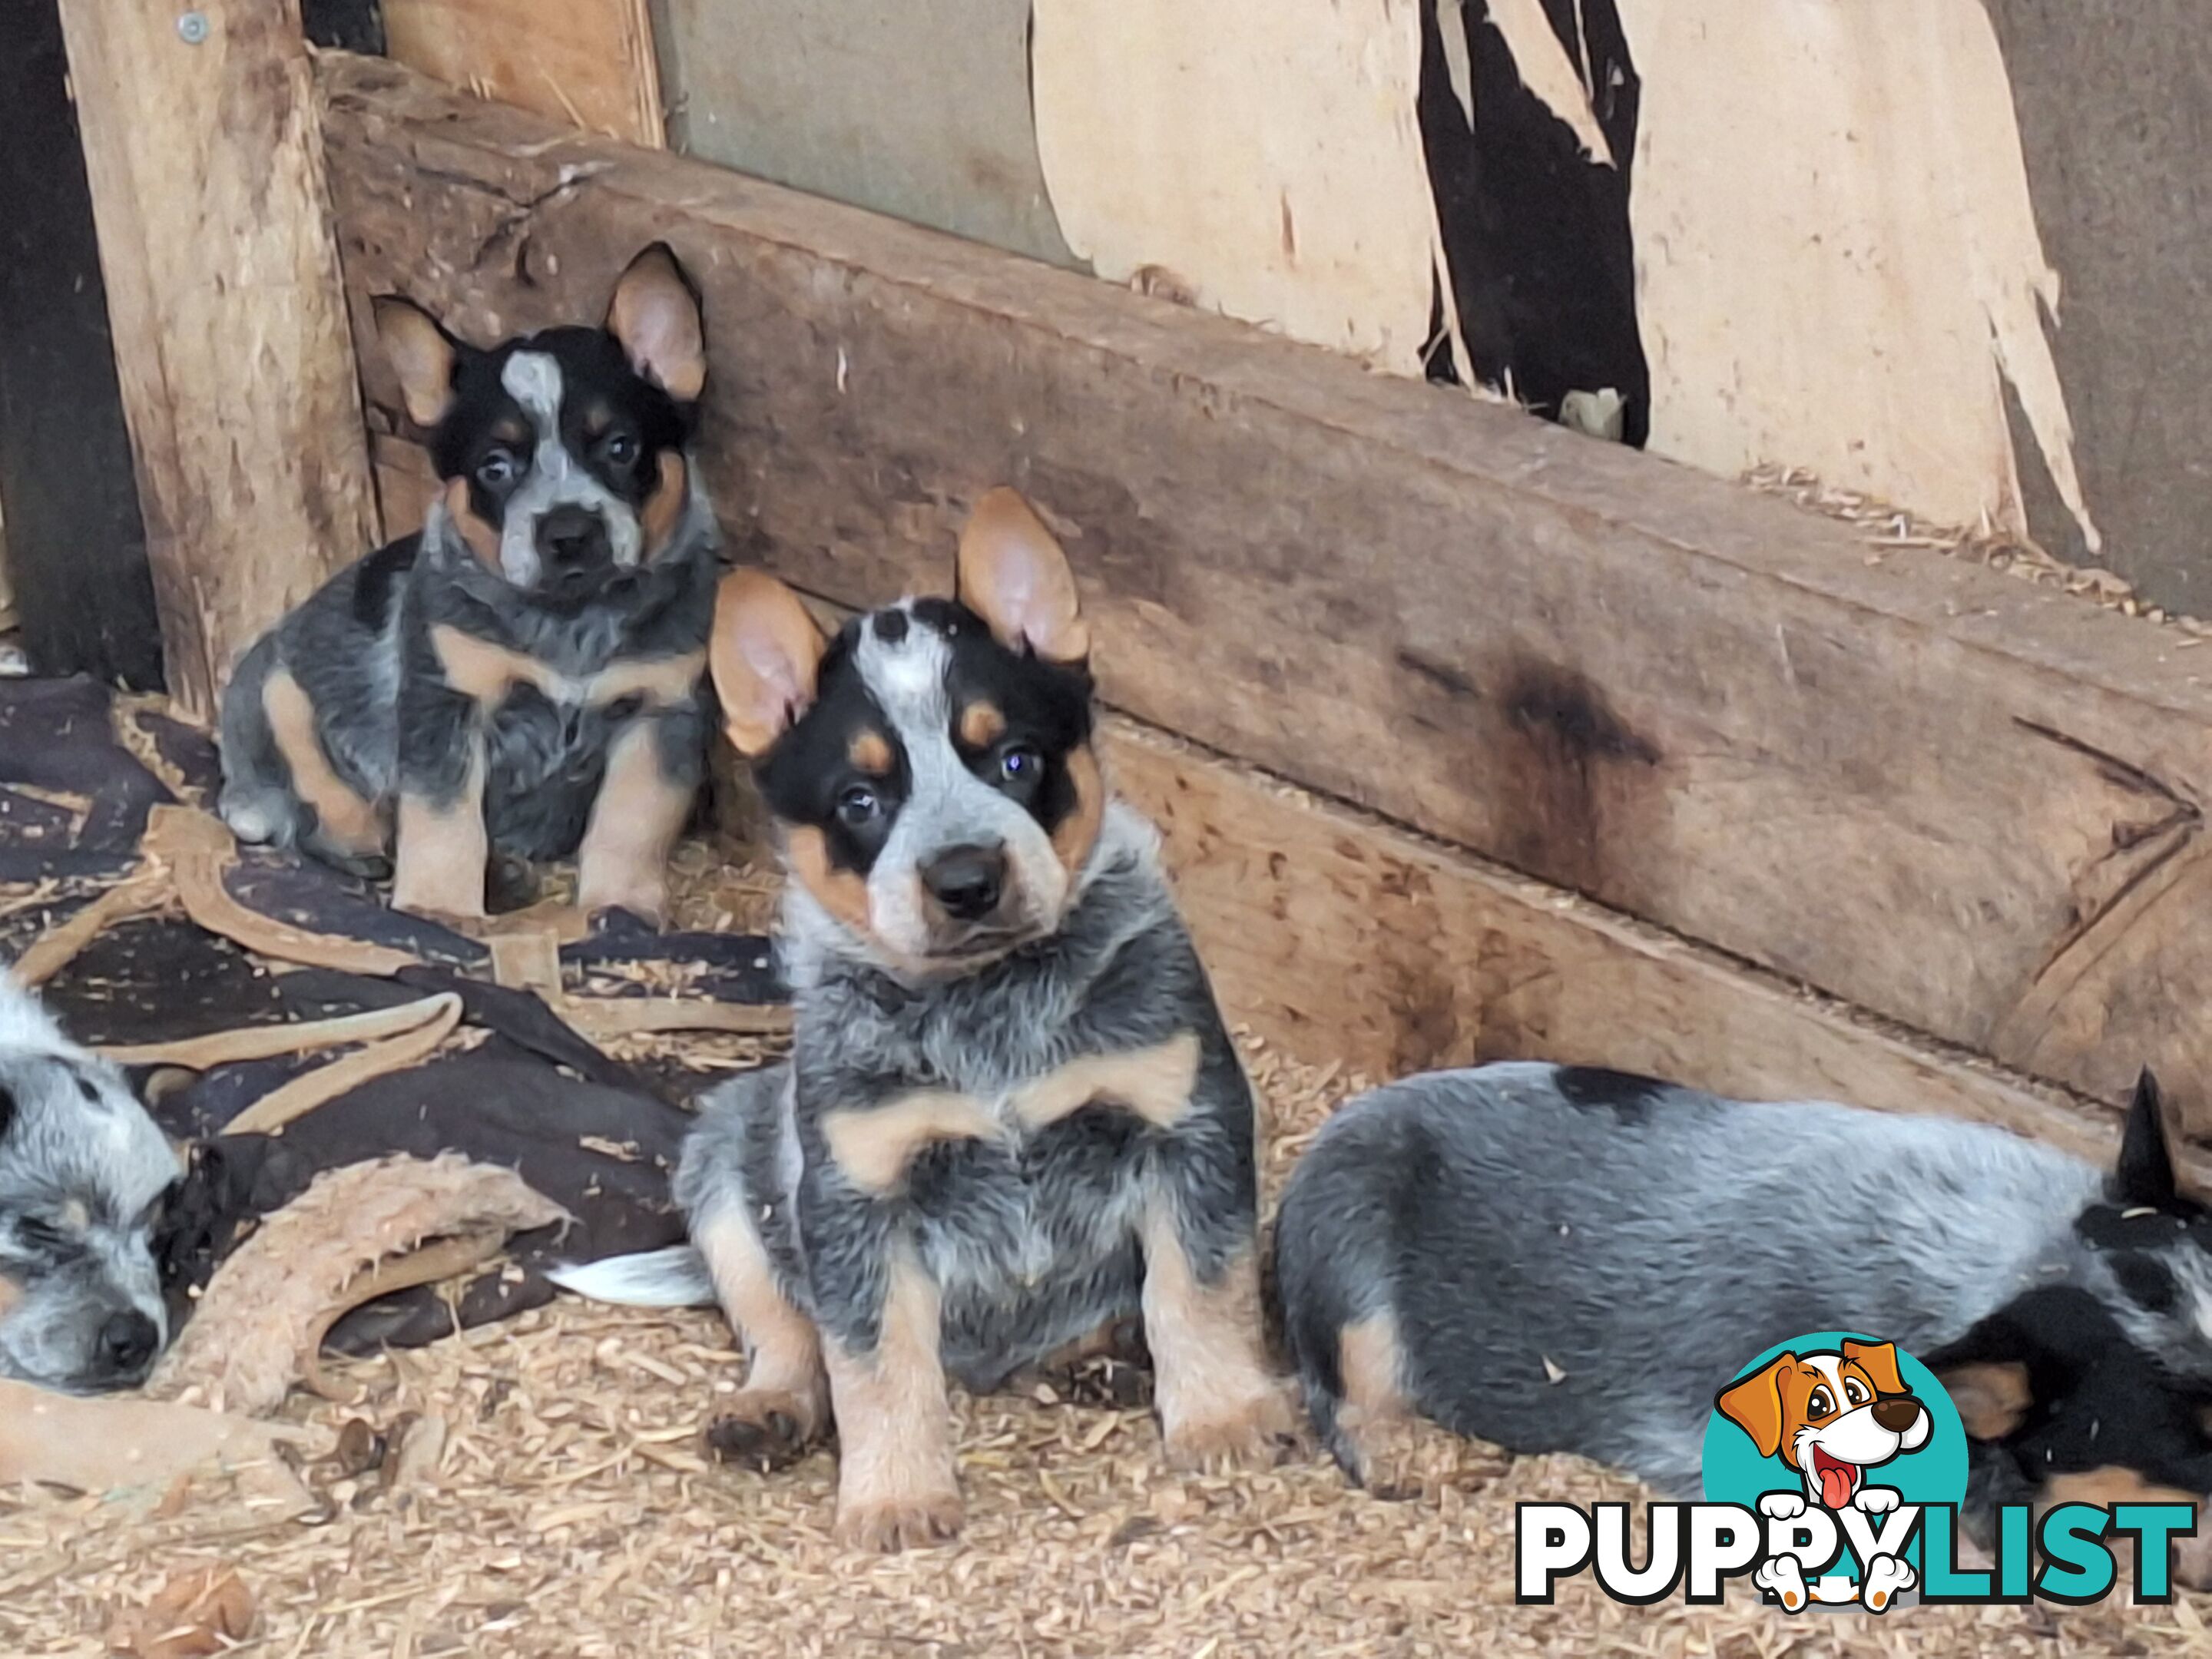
top-left (318, 54), bottom-right (2212, 1161)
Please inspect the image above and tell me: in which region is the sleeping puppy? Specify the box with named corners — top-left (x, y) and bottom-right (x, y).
top-left (219, 244), bottom-right (719, 926)
top-left (1274, 1061), bottom-right (2212, 1568)
top-left (0, 974), bottom-right (176, 1391)
top-left (555, 489), bottom-right (1293, 1549)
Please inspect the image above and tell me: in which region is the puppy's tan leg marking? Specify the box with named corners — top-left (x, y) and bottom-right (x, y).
top-left (1333, 1310), bottom-right (1480, 1498)
top-left (586, 648), bottom-right (707, 710)
top-left (821, 1091), bottom-right (999, 1196)
top-left (1012, 1034), bottom-right (1201, 1131)
top-left (261, 669), bottom-right (384, 857)
top-left (826, 1253), bottom-right (962, 1550)
top-left (1139, 1204), bottom-right (1296, 1473)
top-left (0, 1273), bottom-right (20, 1320)
top-left (429, 624), bottom-right (555, 707)
top-left (392, 745), bottom-right (489, 921)
top-left (575, 722), bottom-right (692, 926)
top-left (694, 1207), bottom-right (828, 1472)
top-left (1939, 1361), bottom-right (2032, 1441)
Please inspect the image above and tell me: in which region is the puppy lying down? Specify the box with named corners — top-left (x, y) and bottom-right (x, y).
top-left (1274, 1062), bottom-right (2212, 1558)
top-left (0, 974), bottom-right (176, 1392)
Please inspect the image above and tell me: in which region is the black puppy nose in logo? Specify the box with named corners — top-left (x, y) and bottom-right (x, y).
top-left (1873, 1396), bottom-right (1924, 1435)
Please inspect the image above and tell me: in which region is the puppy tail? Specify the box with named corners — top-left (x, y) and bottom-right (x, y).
top-left (545, 1245), bottom-right (716, 1307)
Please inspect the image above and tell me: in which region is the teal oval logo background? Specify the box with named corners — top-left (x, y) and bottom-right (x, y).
top-left (1702, 1332), bottom-right (1969, 1584)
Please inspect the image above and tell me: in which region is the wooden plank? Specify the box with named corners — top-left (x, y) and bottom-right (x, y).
top-left (382, 0), bottom-right (663, 147)
top-left (1104, 717), bottom-right (2118, 1166)
top-left (0, 0), bottom-right (163, 691)
top-left (58, 1), bottom-right (381, 721)
top-left (316, 56), bottom-right (2212, 1125)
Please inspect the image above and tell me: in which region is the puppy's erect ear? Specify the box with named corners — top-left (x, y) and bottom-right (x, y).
top-left (372, 295), bottom-right (465, 431)
top-left (607, 243), bottom-right (707, 403)
top-left (710, 569), bottom-right (826, 757)
top-left (1716, 1355), bottom-right (1794, 1461)
top-left (2114, 1068), bottom-right (2180, 1209)
top-left (956, 488), bottom-right (1091, 665)
top-left (1842, 1339), bottom-right (1907, 1397)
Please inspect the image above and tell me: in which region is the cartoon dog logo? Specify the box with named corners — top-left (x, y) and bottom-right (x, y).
top-left (1715, 1339), bottom-right (1932, 1611)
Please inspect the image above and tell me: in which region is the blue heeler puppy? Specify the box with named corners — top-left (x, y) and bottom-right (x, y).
top-left (558, 489), bottom-right (1293, 1549)
top-left (0, 973), bottom-right (177, 1392)
top-left (1273, 1061), bottom-right (2212, 1581)
top-left (218, 244), bottom-right (720, 926)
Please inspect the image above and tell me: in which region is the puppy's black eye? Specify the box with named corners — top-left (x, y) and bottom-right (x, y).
top-left (1807, 1387), bottom-right (1834, 1419)
top-left (476, 449), bottom-right (521, 488)
top-left (996, 743), bottom-right (1041, 788)
top-left (1844, 1379), bottom-right (1869, 1406)
top-left (601, 431), bottom-right (639, 467)
top-left (836, 784), bottom-right (882, 828)
top-left (14, 1217), bottom-right (65, 1250)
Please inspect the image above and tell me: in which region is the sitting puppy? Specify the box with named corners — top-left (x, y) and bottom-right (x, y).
top-left (1274, 1061), bottom-right (2212, 1560)
top-left (559, 489), bottom-right (1292, 1548)
top-left (219, 244), bottom-right (719, 926)
top-left (0, 974), bottom-right (176, 1391)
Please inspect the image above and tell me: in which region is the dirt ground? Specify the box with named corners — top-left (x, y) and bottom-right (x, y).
top-left (2, 1031), bottom-right (2206, 1659)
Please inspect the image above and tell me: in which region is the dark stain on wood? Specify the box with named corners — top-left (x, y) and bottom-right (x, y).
top-left (1496, 658), bottom-right (1660, 891)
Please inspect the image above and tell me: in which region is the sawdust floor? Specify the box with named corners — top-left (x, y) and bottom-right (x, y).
top-left (8, 1039), bottom-right (2212, 1656)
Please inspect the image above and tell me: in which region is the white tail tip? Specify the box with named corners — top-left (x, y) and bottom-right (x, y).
top-left (544, 1245), bottom-right (715, 1307)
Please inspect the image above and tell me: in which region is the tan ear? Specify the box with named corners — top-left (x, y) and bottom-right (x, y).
top-left (1715, 1356), bottom-right (1795, 1461)
top-left (373, 296), bottom-right (461, 430)
top-left (607, 243), bottom-right (707, 402)
top-left (710, 570), bottom-right (826, 757)
top-left (955, 488), bottom-right (1091, 665)
top-left (1843, 1339), bottom-right (1907, 1397)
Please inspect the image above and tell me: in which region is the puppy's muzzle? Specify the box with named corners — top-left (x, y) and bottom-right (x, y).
top-left (95, 1308), bottom-right (161, 1387)
top-left (535, 505), bottom-right (615, 581)
top-left (922, 843), bottom-right (1009, 925)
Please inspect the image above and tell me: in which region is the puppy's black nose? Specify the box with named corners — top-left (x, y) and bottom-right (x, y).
top-left (1873, 1396), bottom-right (1923, 1434)
top-left (98, 1310), bottom-right (159, 1377)
top-left (536, 505), bottom-right (612, 568)
top-left (922, 844), bottom-right (1007, 921)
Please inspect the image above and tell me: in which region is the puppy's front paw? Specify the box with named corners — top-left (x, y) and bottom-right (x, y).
top-left (1753, 1555), bottom-right (1810, 1613)
top-left (1162, 1383), bottom-right (1301, 1475)
top-left (1862, 1554), bottom-right (1915, 1612)
top-left (1758, 1492), bottom-right (1808, 1521)
top-left (1855, 1485), bottom-right (1901, 1515)
top-left (704, 1389), bottom-right (823, 1474)
top-left (834, 1488), bottom-right (964, 1552)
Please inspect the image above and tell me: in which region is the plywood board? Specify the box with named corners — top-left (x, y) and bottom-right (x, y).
top-left (1031, 0), bottom-right (1439, 374)
top-left (317, 55), bottom-right (2212, 1125)
top-left (383, 0), bottom-right (663, 147)
top-left (656, 0), bottom-right (1073, 267)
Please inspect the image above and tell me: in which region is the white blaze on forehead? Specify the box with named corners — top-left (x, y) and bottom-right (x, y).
top-left (500, 350), bottom-right (565, 436)
top-left (1800, 1355), bottom-right (1848, 1399)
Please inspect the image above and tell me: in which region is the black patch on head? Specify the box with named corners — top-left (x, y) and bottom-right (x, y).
top-left (351, 535), bottom-right (421, 628)
top-left (754, 619), bottom-right (906, 876)
top-left (930, 598), bottom-right (1095, 837)
top-left (426, 325), bottom-right (695, 539)
top-left (1551, 1065), bottom-right (1672, 1123)
top-left (871, 608), bottom-right (909, 644)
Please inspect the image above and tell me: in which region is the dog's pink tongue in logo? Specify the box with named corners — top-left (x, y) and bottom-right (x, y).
top-left (1811, 1448), bottom-right (1857, 1508)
